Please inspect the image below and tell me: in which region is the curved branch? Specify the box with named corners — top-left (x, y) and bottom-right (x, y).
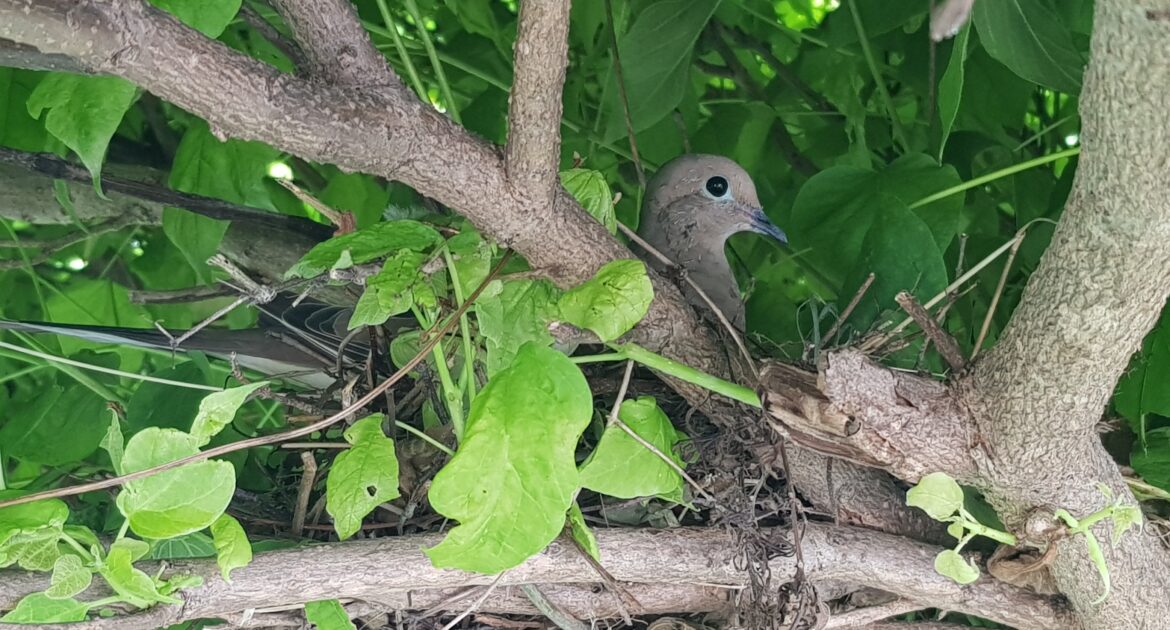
top-left (268, 0), bottom-right (403, 92)
top-left (0, 524), bottom-right (1074, 629)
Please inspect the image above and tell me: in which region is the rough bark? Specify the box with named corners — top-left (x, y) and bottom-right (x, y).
top-left (0, 524), bottom-right (1073, 630)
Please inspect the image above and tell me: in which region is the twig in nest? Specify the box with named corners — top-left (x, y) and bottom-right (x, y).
top-left (275, 178), bottom-right (355, 234)
top-left (440, 573), bottom-right (506, 630)
top-left (129, 285), bottom-right (238, 304)
top-left (519, 584), bottom-right (588, 630)
top-left (971, 231), bottom-right (1024, 360)
top-left (818, 272), bottom-right (875, 351)
top-left (894, 292), bottom-right (966, 372)
top-left (291, 451), bottom-right (318, 536)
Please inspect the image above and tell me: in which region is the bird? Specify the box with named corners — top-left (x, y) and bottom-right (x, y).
top-left (638, 154), bottom-right (787, 331)
top-left (0, 154), bottom-right (786, 386)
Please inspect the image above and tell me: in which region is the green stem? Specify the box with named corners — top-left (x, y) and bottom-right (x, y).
top-left (850, 4), bottom-right (908, 153)
top-left (615, 343), bottom-right (760, 407)
top-left (570, 352), bottom-right (628, 364)
top-left (60, 531), bottom-right (95, 563)
top-left (959, 519), bottom-right (1018, 546)
top-left (374, 0), bottom-right (427, 99)
top-left (402, 0), bottom-right (460, 123)
top-left (394, 420), bottom-right (455, 456)
top-left (910, 147), bottom-right (1081, 209)
top-left (414, 307), bottom-right (464, 440)
top-left (442, 247), bottom-right (478, 402)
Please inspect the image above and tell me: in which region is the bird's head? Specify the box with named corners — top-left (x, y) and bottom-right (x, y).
top-left (644, 154), bottom-right (787, 245)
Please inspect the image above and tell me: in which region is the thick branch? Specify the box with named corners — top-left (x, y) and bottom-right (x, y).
top-left (0, 36), bottom-right (88, 73)
top-left (505, 0), bottom-right (571, 204)
top-left (0, 524), bottom-right (1074, 629)
top-left (268, 0), bottom-right (404, 92)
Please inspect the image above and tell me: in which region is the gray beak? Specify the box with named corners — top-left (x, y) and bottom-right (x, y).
top-left (749, 208), bottom-right (787, 244)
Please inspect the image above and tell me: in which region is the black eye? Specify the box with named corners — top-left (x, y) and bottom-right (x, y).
top-left (705, 176), bottom-right (729, 198)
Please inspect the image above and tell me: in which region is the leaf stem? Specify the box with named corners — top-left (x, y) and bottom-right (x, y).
top-left (614, 343), bottom-right (760, 407)
top-left (414, 307), bottom-right (465, 441)
top-left (402, 0), bottom-right (459, 123)
top-left (442, 247), bottom-right (478, 402)
top-left (850, 4), bottom-right (909, 153)
top-left (910, 147), bottom-right (1081, 209)
top-left (374, 0), bottom-right (427, 99)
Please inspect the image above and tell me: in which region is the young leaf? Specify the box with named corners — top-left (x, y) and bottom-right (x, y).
top-left (579, 397), bottom-right (687, 500)
top-left (0, 496), bottom-right (69, 571)
top-left (304, 598), bottom-right (357, 630)
top-left (285, 220), bottom-right (441, 279)
top-left (99, 538), bottom-right (181, 607)
top-left (934, 549), bottom-right (980, 584)
top-left (210, 514), bottom-right (252, 582)
top-left (45, 555), bottom-right (92, 600)
top-left (26, 74), bottom-right (137, 185)
top-left (446, 227), bottom-right (493, 296)
top-left (325, 415), bottom-right (400, 540)
top-left (115, 428), bottom-right (235, 539)
top-left (426, 343), bottom-right (593, 574)
top-left (477, 279), bottom-right (562, 375)
top-left (101, 414), bottom-right (125, 475)
top-left (347, 250), bottom-right (427, 329)
top-left (907, 472), bottom-right (965, 521)
top-left (189, 382), bottom-right (269, 447)
top-left (0, 592), bottom-right (89, 624)
top-left (561, 169), bottom-right (616, 234)
top-left (567, 502), bottom-right (600, 562)
top-left (559, 259), bottom-right (654, 343)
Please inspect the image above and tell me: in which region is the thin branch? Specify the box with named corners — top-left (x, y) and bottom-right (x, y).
top-left (605, 0), bottom-right (646, 189)
top-left (819, 272), bottom-right (875, 350)
top-left (0, 214), bottom-right (138, 270)
top-left (268, 0), bottom-right (401, 90)
top-left (291, 451), bottom-right (318, 536)
top-left (971, 232), bottom-right (1023, 360)
top-left (128, 285), bottom-right (237, 305)
top-left (894, 292), bottom-right (967, 372)
top-left (504, 0), bottom-right (572, 205)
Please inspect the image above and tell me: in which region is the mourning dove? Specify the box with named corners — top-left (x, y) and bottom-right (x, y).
top-left (638, 154), bottom-right (787, 330)
top-left (0, 155), bottom-right (785, 385)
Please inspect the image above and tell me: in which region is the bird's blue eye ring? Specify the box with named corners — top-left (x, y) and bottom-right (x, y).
top-left (705, 176), bottom-right (729, 198)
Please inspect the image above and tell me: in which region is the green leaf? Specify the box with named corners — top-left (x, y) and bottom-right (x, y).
top-left (0, 68), bottom-right (52, 152)
top-left (26, 74), bottom-right (137, 185)
top-left (973, 0), bottom-right (1084, 94)
top-left (0, 593), bottom-right (89, 624)
top-left (839, 196), bottom-right (949, 329)
top-left (99, 538), bottom-right (181, 607)
top-left (319, 172), bottom-right (390, 229)
top-left (101, 415), bottom-right (125, 475)
top-left (477, 279), bottom-right (561, 375)
top-left (1110, 503), bottom-right (1142, 547)
top-left (934, 549), bottom-right (980, 584)
top-left (790, 154), bottom-right (963, 289)
top-left (189, 382), bottom-right (269, 447)
top-left (148, 532), bottom-right (216, 560)
top-left (325, 415), bottom-right (400, 540)
top-left (1114, 310), bottom-right (1170, 429)
top-left (567, 502), bottom-right (600, 562)
top-left (559, 259), bottom-right (654, 343)
top-left (447, 228), bottom-right (493, 297)
top-left (0, 385), bottom-right (107, 466)
top-left (210, 514), bottom-right (252, 582)
top-left (348, 250), bottom-right (427, 329)
top-left (579, 397), bottom-right (687, 500)
top-left (149, 0), bottom-right (242, 38)
top-left (0, 528), bottom-right (63, 572)
top-left (907, 472), bottom-right (964, 521)
top-left (427, 344), bottom-right (593, 574)
top-left (603, 0), bottom-right (720, 140)
top-left (285, 220), bottom-right (442, 279)
top-left (116, 428), bottom-right (235, 539)
top-left (1082, 531), bottom-right (1111, 604)
top-left (304, 599), bottom-right (357, 630)
top-left (1131, 427), bottom-right (1170, 492)
top-left (936, 23), bottom-right (970, 160)
top-left (561, 169), bottom-right (616, 234)
top-left (45, 554), bottom-right (92, 600)
top-left (162, 208), bottom-right (231, 283)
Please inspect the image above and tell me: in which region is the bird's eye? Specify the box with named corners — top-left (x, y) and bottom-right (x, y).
top-left (705, 176), bottom-right (729, 198)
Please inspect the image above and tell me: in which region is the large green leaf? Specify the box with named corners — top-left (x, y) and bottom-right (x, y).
top-left (602, 0), bottom-right (720, 140)
top-left (348, 250), bottom-right (427, 329)
top-left (973, 0), bottom-right (1085, 94)
top-left (790, 154), bottom-right (962, 289)
top-left (426, 343), bottom-right (592, 574)
top-left (285, 220), bottom-right (441, 279)
top-left (26, 74), bottom-right (138, 184)
top-left (559, 259), bottom-right (654, 343)
top-left (1114, 309), bottom-right (1170, 431)
top-left (0, 593), bottom-right (89, 624)
top-left (0, 68), bottom-right (51, 152)
top-left (839, 195), bottom-right (949, 329)
top-left (476, 279), bottom-right (561, 375)
top-left (149, 0), bottom-right (241, 38)
top-left (937, 23), bottom-right (971, 160)
top-left (325, 415), bottom-right (400, 540)
top-left (579, 397), bottom-right (687, 501)
top-left (0, 385), bottom-right (107, 466)
top-left (115, 428), bottom-right (235, 539)
top-left (1132, 428), bottom-right (1170, 493)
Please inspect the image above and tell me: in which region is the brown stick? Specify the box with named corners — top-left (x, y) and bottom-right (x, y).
top-left (894, 292), bottom-right (967, 372)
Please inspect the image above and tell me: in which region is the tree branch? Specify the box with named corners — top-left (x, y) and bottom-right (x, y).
top-left (0, 524), bottom-right (1074, 629)
top-left (267, 0), bottom-right (403, 92)
top-left (504, 0), bottom-right (571, 205)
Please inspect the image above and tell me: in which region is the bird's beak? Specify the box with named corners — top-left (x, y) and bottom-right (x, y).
top-left (747, 207), bottom-right (787, 244)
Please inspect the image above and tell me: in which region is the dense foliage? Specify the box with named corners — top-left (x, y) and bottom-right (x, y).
top-left (2, 0), bottom-right (1167, 627)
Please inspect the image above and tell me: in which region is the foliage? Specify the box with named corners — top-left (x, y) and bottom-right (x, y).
top-left (3, 0), bottom-right (1166, 625)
